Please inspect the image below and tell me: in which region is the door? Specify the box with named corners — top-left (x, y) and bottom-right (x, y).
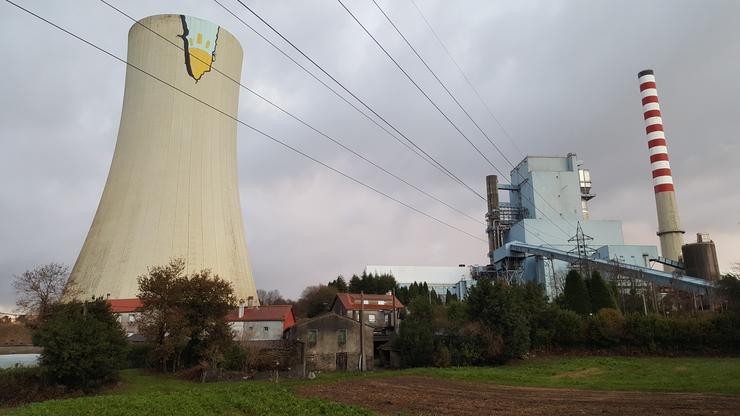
top-left (336, 352), bottom-right (347, 371)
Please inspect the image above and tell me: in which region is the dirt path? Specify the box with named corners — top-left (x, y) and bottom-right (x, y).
top-left (297, 376), bottom-right (740, 415)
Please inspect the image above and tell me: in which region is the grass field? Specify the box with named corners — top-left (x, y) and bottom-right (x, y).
top-left (407, 356), bottom-right (740, 395)
top-left (6, 356), bottom-right (740, 415)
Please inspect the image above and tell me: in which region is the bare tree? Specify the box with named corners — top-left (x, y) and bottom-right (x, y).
top-left (13, 262), bottom-right (71, 319)
top-left (256, 289), bottom-right (290, 305)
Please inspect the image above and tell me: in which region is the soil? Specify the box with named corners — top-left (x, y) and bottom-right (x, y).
top-left (297, 375), bottom-right (740, 416)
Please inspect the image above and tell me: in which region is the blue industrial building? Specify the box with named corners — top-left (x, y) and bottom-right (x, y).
top-left (490, 154), bottom-right (659, 297)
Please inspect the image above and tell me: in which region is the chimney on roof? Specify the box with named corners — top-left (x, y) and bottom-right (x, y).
top-left (238, 300), bottom-right (245, 318)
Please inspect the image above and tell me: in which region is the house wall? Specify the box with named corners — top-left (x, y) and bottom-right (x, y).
top-left (115, 312), bottom-right (140, 335)
top-left (230, 320), bottom-right (284, 341)
top-left (287, 315), bottom-right (373, 372)
top-left (332, 303), bottom-right (392, 329)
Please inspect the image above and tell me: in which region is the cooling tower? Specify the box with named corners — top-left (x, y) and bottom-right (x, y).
top-left (67, 15), bottom-right (258, 301)
top-left (637, 69), bottom-right (684, 269)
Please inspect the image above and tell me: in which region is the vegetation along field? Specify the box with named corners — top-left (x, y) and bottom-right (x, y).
top-left (6, 356), bottom-right (740, 416)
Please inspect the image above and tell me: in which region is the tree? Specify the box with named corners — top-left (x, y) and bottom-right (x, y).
top-left (327, 276), bottom-right (348, 292)
top-left (136, 259), bottom-right (237, 372)
top-left (13, 263), bottom-right (74, 322)
top-left (587, 271), bottom-right (618, 312)
top-left (561, 270), bottom-right (592, 315)
top-left (257, 289), bottom-right (290, 305)
top-left (395, 296), bottom-right (435, 367)
top-left (33, 299), bottom-right (128, 390)
top-left (347, 272), bottom-right (396, 294)
top-left (466, 279), bottom-right (530, 362)
top-left (292, 285), bottom-right (338, 319)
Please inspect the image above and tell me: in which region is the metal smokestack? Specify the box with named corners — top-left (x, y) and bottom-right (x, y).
top-left (637, 69), bottom-right (685, 268)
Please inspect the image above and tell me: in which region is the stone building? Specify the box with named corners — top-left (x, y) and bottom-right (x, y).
top-left (285, 313), bottom-right (373, 371)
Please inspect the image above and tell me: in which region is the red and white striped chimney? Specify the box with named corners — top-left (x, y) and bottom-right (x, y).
top-left (638, 69), bottom-right (685, 268)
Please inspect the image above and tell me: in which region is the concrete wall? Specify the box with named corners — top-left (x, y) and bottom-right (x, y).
top-left (67, 15), bottom-right (257, 301)
top-left (286, 314), bottom-right (373, 372)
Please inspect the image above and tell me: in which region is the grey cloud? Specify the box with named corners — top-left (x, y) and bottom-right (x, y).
top-left (1, 0), bottom-right (738, 302)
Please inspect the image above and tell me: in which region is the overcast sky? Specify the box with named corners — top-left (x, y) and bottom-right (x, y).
top-left (1, 0), bottom-right (738, 307)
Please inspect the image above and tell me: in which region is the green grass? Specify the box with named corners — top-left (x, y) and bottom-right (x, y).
top-left (406, 356), bottom-right (740, 395)
top-left (7, 371), bottom-right (371, 416)
top-left (7, 356), bottom-right (740, 415)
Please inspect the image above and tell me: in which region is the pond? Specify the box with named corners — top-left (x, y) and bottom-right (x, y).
top-left (0, 354), bottom-right (39, 368)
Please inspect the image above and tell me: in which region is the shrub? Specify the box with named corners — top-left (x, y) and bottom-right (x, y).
top-left (126, 344), bottom-right (154, 369)
top-left (623, 313), bottom-right (657, 350)
top-left (552, 308), bottom-right (584, 346)
top-left (587, 308), bottom-right (624, 347)
top-left (0, 366), bottom-right (58, 406)
top-left (433, 344), bottom-right (452, 368)
top-left (33, 299), bottom-right (128, 390)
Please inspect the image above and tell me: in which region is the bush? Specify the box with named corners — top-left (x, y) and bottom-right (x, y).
top-left (552, 308), bottom-right (584, 346)
top-left (0, 366), bottom-right (61, 406)
top-left (433, 344), bottom-right (452, 368)
top-left (126, 344), bottom-right (154, 369)
top-left (587, 308), bottom-right (625, 347)
top-left (33, 299), bottom-right (128, 390)
top-left (623, 313), bottom-right (657, 350)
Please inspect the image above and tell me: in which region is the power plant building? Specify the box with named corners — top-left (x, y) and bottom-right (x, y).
top-left (490, 154), bottom-right (658, 297)
top-left (66, 15), bottom-right (258, 302)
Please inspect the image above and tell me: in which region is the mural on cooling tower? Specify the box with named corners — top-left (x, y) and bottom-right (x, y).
top-left (178, 15), bottom-right (219, 81)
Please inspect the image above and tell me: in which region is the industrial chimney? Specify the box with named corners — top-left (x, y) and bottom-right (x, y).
top-left (637, 69), bottom-right (685, 269)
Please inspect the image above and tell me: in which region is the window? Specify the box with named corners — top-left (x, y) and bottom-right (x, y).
top-left (363, 300), bottom-right (369, 305)
top-left (337, 329), bottom-right (347, 346)
top-left (308, 329), bottom-right (318, 347)
top-left (263, 326), bottom-right (269, 333)
top-left (368, 314), bottom-right (376, 323)
top-left (377, 300), bottom-right (385, 305)
top-left (128, 313), bottom-right (136, 324)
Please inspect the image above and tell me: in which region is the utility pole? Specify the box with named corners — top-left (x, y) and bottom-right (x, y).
top-left (359, 291), bottom-right (365, 372)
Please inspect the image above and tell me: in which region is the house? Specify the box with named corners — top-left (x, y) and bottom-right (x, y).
top-left (331, 293), bottom-right (404, 330)
top-left (285, 313), bottom-right (373, 371)
top-left (108, 298), bottom-right (295, 342)
top-left (108, 298), bottom-right (143, 337)
top-left (226, 304), bottom-right (296, 341)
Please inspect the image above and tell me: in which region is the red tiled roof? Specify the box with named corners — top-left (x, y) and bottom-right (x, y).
top-left (333, 293), bottom-right (405, 311)
top-left (108, 298), bottom-right (143, 313)
top-left (226, 304), bottom-right (294, 323)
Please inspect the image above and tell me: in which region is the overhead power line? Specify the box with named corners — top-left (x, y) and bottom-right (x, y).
top-left (3, 0), bottom-right (485, 243)
top-left (225, 0), bottom-right (486, 201)
top-left (408, 0), bottom-right (525, 159)
top-left (97, 0), bottom-right (481, 224)
top-left (342, 0), bottom-right (575, 239)
top-left (336, 0), bottom-right (507, 178)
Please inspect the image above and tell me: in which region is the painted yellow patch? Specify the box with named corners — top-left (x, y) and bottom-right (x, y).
top-left (188, 48), bottom-right (214, 80)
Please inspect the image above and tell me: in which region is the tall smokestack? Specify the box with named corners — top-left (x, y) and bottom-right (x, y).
top-left (637, 69), bottom-right (684, 268)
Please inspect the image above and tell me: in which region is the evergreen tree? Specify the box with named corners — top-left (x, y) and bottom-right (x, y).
top-left (562, 270), bottom-right (591, 315)
top-left (588, 271), bottom-right (618, 312)
top-left (327, 276), bottom-right (348, 292)
top-left (394, 296), bottom-right (435, 367)
top-left (33, 299), bottom-right (128, 390)
top-left (466, 279), bottom-right (530, 362)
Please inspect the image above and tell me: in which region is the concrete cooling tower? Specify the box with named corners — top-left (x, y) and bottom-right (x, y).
top-left (67, 15), bottom-right (258, 301)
